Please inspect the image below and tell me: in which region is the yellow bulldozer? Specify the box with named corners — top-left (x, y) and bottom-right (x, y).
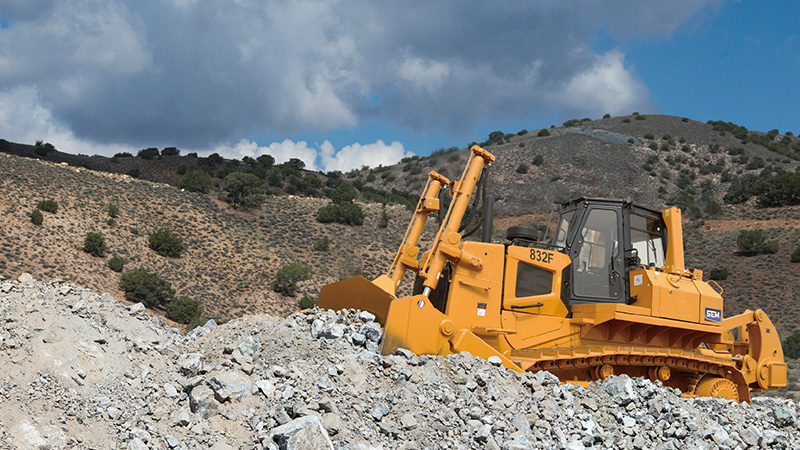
top-left (318, 145), bottom-right (786, 402)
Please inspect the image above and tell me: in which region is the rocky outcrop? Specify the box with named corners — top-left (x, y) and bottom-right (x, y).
top-left (1, 275), bottom-right (798, 449)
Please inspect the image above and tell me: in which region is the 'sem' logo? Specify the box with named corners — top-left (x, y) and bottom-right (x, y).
top-left (705, 307), bottom-right (722, 322)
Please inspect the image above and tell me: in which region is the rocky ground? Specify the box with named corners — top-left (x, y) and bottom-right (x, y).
top-left (1, 276), bottom-right (799, 449)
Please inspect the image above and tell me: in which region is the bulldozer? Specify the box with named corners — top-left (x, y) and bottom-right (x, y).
top-left (318, 145), bottom-right (786, 402)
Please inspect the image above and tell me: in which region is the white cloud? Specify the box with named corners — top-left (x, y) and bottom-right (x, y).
top-left (556, 50), bottom-right (649, 116)
top-left (207, 139), bottom-right (413, 172)
top-left (0, 86), bottom-right (130, 156)
top-left (319, 140), bottom-right (412, 173)
top-left (220, 139), bottom-right (322, 171)
top-left (212, 138), bottom-right (412, 173)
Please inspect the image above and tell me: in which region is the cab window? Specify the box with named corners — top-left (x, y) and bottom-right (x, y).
top-left (630, 214), bottom-right (665, 267)
top-left (573, 209), bottom-right (620, 299)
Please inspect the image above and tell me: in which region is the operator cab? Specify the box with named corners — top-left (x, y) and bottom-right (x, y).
top-left (550, 197), bottom-right (666, 308)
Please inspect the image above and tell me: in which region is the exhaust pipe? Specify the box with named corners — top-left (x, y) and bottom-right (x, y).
top-left (481, 192), bottom-right (494, 243)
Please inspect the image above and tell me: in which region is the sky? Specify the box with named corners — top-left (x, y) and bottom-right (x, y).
top-left (0, 0), bottom-right (797, 172)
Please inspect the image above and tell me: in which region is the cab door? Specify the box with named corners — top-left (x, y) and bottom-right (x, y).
top-left (567, 206), bottom-right (624, 304)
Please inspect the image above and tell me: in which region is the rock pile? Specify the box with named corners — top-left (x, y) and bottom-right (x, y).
top-left (1, 275), bottom-right (798, 449)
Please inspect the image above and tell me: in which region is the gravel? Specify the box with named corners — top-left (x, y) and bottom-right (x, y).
top-left (1, 274), bottom-right (798, 449)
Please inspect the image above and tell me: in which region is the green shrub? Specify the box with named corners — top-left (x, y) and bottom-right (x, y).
top-left (38, 199), bottom-right (58, 213)
top-left (82, 232), bottom-right (107, 257)
top-left (635, 115), bottom-right (647, 121)
top-left (782, 328), bottom-right (800, 359)
top-left (178, 170), bottom-right (213, 193)
top-left (532, 154), bottom-right (544, 166)
top-left (127, 168), bottom-right (140, 178)
top-left (603, 113), bottom-right (611, 119)
top-left (31, 209), bottom-right (43, 225)
top-left (516, 164), bottom-right (529, 174)
top-left (107, 203), bottom-right (120, 218)
top-left (34, 140), bottom-right (56, 157)
top-left (176, 165), bottom-right (187, 175)
top-left (298, 295), bottom-right (317, 309)
top-left (317, 203), bottom-right (364, 225)
top-left (137, 147), bottom-right (159, 159)
top-left (108, 256), bottom-right (125, 272)
top-left (644, 133), bottom-right (655, 140)
top-left (271, 263), bottom-right (312, 296)
top-left (704, 201), bottom-right (722, 217)
top-left (161, 147), bottom-right (180, 156)
top-left (622, 118), bottom-right (631, 123)
top-left (379, 204), bottom-right (389, 228)
top-left (166, 296), bottom-right (202, 324)
top-left (791, 245), bottom-right (800, 263)
top-left (537, 129), bottom-right (550, 137)
top-left (119, 269), bottom-right (175, 308)
top-left (313, 236), bottom-right (330, 251)
top-left (709, 268), bottom-right (730, 280)
top-left (329, 182), bottom-right (358, 204)
top-left (756, 173), bottom-right (800, 207)
top-left (148, 228), bottom-right (185, 258)
top-left (736, 229), bottom-right (778, 256)
top-left (517, 129), bottom-right (528, 136)
top-left (224, 172), bottom-right (266, 208)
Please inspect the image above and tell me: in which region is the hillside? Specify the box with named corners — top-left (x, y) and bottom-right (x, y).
top-left (362, 114), bottom-right (800, 217)
top-left (0, 152), bottom-right (411, 323)
top-left (1, 113), bottom-right (799, 336)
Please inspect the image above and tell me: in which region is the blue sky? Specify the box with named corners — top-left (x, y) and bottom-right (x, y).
top-left (0, 1), bottom-right (797, 172)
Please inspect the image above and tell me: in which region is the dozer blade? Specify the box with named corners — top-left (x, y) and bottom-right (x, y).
top-left (317, 276), bottom-right (453, 356)
top-left (318, 278), bottom-right (522, 371)
top-left (317, 275), bottom-right (396, 326)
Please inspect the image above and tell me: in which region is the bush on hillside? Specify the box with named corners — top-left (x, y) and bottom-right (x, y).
top-left (709, 268), bottom-right (729, 281)
top-left (313, 237), bottom-right (330, 252)
top-left (704, 201), bottom-right (722, 218)
top-left (30, 209), bottom-right (43, 225)
top-left (137, 147), bottom-right (159, 159)
top-left (83, 232), bottom-right (107, 257)
top-left (224, 172), bottom-right (266, 208)
top-left (271, 263), bottom-right (312, 297)
top-left (108, 256), bottom-right (125, 272)
top-left (379, 204), bottom-right (389, 228)
top-left (161, 147), bottom-right (180, 156)
top-left (298, 295), bottom-right (316, 310)
top-left (34, 140), bottom-right (56, 157)
top-left (516, 164), bottom-right (529, 174)
top-left (38, 199), bottom-right (58, 213)
top-left (119, 269), bottom-right (175, 308)
top-left (756, 173), bottom-right (800, 207)
top-left (149, 228), bottom-right (185, 258)
top-left (791, 245), bottom-right (800, 263)
top-left (317, 181), bottom-right (364, 225)
top-left (736, 229), bottom-right (778, 256)
top-left (317, 203), bottom-right (364, 225)
top-left (107, 203), bottom-right (120, 218)
top-left (533, 155), bottom-right (544, 166)
top-left (329, 182), bottom-right (357, 204)
top-left (537, 129), bottom-right (550, 137)
top-left (166, 296), bottom-right (202, 324)
top-left (178, 169), bottom-right (213, 193)
top-left (782, 329), bottom-right (800, 359)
